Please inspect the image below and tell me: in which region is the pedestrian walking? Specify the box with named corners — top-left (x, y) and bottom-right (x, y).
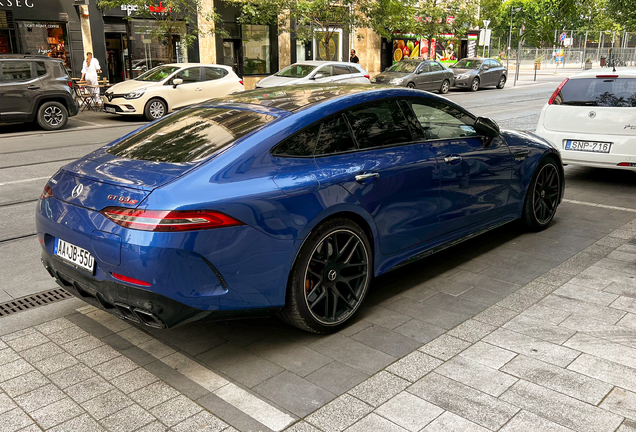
top-left (80, 52), bottom-right (102, 105)
top-left (349, 49), bottom-right (359, 64)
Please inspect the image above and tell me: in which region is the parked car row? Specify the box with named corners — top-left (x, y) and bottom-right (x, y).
top-left (0, 55), bottom-right (509, 131)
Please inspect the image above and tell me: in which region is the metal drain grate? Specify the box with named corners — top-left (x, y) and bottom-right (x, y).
top-left (0, 288), bottom-right (73, 318)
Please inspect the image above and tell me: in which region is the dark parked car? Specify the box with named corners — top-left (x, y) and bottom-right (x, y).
top-left (372, 59), bottom-right (454, 94)
top-left (37, 85), bottom-right (563, 334)
top-left (0, 55), bottom-right (79, 130)
top-left (451, 58), bottom-right (507, 91)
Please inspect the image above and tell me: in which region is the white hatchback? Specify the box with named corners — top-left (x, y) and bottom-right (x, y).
top-left (535, 70), bottom-right (636, 170)
top-left (255, 61), bottom-right (371, 88)
top-left (103, 63), bottom-right (244, 121)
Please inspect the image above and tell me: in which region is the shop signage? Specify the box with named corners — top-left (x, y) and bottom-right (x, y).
top-left (0, 0), bottom-right (35, 8)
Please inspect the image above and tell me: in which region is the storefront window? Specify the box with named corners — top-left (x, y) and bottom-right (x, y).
top-left (296, 40), bottom-right (306, 62)
top-left (16, 21), bottom-right (70, 69)
top-left (129, 19), bottom-right (185, 78)
top-left (242, 24), bottom-right (270, 75)
top-left (314, 31), bottom-right (341, 61)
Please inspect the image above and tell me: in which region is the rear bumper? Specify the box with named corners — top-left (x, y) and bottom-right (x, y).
top-left (42, 252), bottom-right (280, 328)
top-left (534, 125), bottom-right (636, 170)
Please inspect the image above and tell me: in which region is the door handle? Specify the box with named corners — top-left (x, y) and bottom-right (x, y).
top-left (355, 172), bottom-right (380, 182)
top-left (27, 85), bottom-right (40, 90)
top-left (195, 88), bottom-right (203, 91)
top-left (444, 155), bottom-right (463, 165)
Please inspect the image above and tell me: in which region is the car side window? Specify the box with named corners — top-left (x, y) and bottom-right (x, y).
top-left (347, 66), bottom-right (360, 74)
top-left (314, 114), bottom-right (357, 155)
top-left (316, 66), bottom-right (334, 77)
top-left (430, 62), bottom-right (443, 72)
top-left (489, 59), bottom-right (501, 68)
top-left (408, 100), bottom-right (478, 140)
top-left (204, 67), bottom-right (227, 81)
top-left (35, 62), bottom-right (47, 77)
top-left (175, 67), bottom-right (201, 83)
top-left (417, 63), bottom-right (430, 73)
top-left (272, 123), bottom-right (321, 157)
top-left (333, 66), bottom-right (351, 75)
top-left (346, 100), bottom-right (413, 150)
top-left (1, 61), bottom-right (33, 82)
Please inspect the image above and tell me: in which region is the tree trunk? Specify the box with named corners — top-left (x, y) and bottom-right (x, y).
top-left (166, 23), bottom-right (174, 63)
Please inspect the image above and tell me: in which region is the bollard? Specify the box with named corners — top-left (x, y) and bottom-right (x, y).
top-left (534, 62), bottom-right (537, 81)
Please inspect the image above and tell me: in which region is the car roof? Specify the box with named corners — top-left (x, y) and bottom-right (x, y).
top-left (570, 69), bottom-right (636, 79)
top-left (208, 84), bottom-right (458, 114)
top-left (160, 63), bottom-right (234, 70)
top-left (292, 61), bottom-right (360, 67)
top-left (0, 54), bottom-right (61, 61)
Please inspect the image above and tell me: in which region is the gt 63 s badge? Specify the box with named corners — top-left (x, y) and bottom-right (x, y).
top-left (107, 195), bottom-right (138, 205)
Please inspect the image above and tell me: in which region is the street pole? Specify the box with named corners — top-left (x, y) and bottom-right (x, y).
top-left (507, 7), bottom-right (514, 73)
top-left (582, 30), bottom-right (588, 69)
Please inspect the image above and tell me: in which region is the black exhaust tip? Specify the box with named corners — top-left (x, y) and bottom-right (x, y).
top-left (114, 302), bottom-right (141, 323)
top-left (133, 308), bottom-right (165, 329)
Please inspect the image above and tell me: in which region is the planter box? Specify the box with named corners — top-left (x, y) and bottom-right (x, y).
top-left (584, 62), bottom-right (593, 70)
top-left (534, 62), bottom-right (542, 70)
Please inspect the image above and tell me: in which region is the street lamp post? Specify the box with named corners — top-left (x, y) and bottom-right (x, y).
top-left (507, 7), bottom-right (521, 73)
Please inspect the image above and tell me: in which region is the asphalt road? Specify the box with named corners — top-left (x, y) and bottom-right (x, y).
top-left (0, 70), bottom-right (633, 303)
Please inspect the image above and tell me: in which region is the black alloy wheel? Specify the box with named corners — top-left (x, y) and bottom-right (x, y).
top-left (280, 218), bottom-right (372, 333)
top-left (522, 158), bottom-right (561, 230)
top-left (497, 75), bottom-right (507, 89)
top-left (407, 82), bottom-right (416, 89)
top-left (470, 77), bottom-right (480, 91)
top-left (439, 79), bottom-right (450, 94)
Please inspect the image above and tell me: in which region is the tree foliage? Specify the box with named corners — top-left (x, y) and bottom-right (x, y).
top-left (607, 0), bottom-right (636, 30)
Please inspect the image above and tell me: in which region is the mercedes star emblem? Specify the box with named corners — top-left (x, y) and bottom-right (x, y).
top-left (71, 183), bottom-right (84, 198)
top-left (327, 269), bottom-right (337, 281)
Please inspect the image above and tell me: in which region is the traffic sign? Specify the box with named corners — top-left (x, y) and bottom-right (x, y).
top-left (560, 32), bottom-right (567, 41)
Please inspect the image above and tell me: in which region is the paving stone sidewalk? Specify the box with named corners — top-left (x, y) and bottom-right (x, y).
top-left (290, 217), bottom-right (636, 432)
top-left (2, 205), bottom-right (636, 432)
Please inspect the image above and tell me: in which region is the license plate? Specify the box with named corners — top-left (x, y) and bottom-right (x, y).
top-left (565, 140), bottom-right (612, 153)
top-left (54, 238), bottom-right (95, 274)
top-left (105, 107), bottom-right (116, 113)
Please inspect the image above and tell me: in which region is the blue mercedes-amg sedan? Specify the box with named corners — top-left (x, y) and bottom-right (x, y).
top-left (36, 85), bottom-right (563, 333)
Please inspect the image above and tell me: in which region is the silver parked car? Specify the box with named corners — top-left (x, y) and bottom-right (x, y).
top-left (451, 58), bottom-right (507, 91)
top-left (371, 59), bottom-right (454, 94)
top-left (255, 61), bottom-right (371, 88)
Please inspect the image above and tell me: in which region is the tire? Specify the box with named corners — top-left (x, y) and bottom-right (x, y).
top-left (144, 98), bottom-right (167, 121)
top-left (470, 77), bottom-right (480, 92)
top-left (407, 82), bottom-right (416, 89)
top-left (439, 79), bottom-right (450, 94)
top-left (36, 101), bottom-right (68, 131)
top-left (521, 157), bottom-right (561, 231)
top-left (279, 217), bottom-right (372, 333)
top-left (497, 75), bottom-right (507, 89)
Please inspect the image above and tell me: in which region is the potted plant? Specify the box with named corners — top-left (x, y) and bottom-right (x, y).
top-left (534, 55), bottom-right (545, 70)
top-left (585, 56), bottom-right (593, 70)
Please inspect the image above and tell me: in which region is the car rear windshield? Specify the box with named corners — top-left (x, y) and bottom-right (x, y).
top-left (387, 62), bottom-right (419, 73)
top-left (275, 64), bottom-right (317, 78)
top-left (136, 66), bottom-right (181, 82)
top-left (107, 107), bottom-right (276, 163)
top-left (555, 77), bottom-right (636, 107)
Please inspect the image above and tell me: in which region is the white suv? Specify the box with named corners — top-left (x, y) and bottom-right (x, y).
top-left (255, 61), bottom-right (371, 88)
top-left (535, 70), bottom-right (636, 170)
top-left (104, 63), bottom-right (244, 121)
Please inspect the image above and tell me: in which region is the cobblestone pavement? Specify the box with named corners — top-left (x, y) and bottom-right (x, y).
top-left (3, 196), bottom-right (636, 432)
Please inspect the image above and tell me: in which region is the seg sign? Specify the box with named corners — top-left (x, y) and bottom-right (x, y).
top-left (0, 0), bottom-right (35, 7)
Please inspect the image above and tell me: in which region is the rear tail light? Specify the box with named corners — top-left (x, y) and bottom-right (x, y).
top-left (596, 75), bottom-right (618, 78)
top-left (111, 273), bottom-right (151, 287)
top-left (68, 81), bottom-right (73, 88)
top-left (364, 74), bottom-right (370, 80)
top-left (548, 78), bottom-right (569, 105)
top-left (101, 207), bottom-right (244, 232)
top-left (618, 162), bottom-right (636, 167)
top-left (239, 80), bottom-right (244, 86)
top-left (41, 184), bottom-right (53, 199)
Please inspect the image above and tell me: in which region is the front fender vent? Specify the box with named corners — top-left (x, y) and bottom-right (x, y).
top-left (0, 288), bottom-right (73, 318)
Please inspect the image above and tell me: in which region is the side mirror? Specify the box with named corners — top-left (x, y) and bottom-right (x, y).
top-left (474, 117), bottom-right (500, 138)
top-left (312, 73), bottom-right (325, 80)
top-left (482, 65), bottom-right (490, 71)
top-left (172, 78), bottom-right (183, 88)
